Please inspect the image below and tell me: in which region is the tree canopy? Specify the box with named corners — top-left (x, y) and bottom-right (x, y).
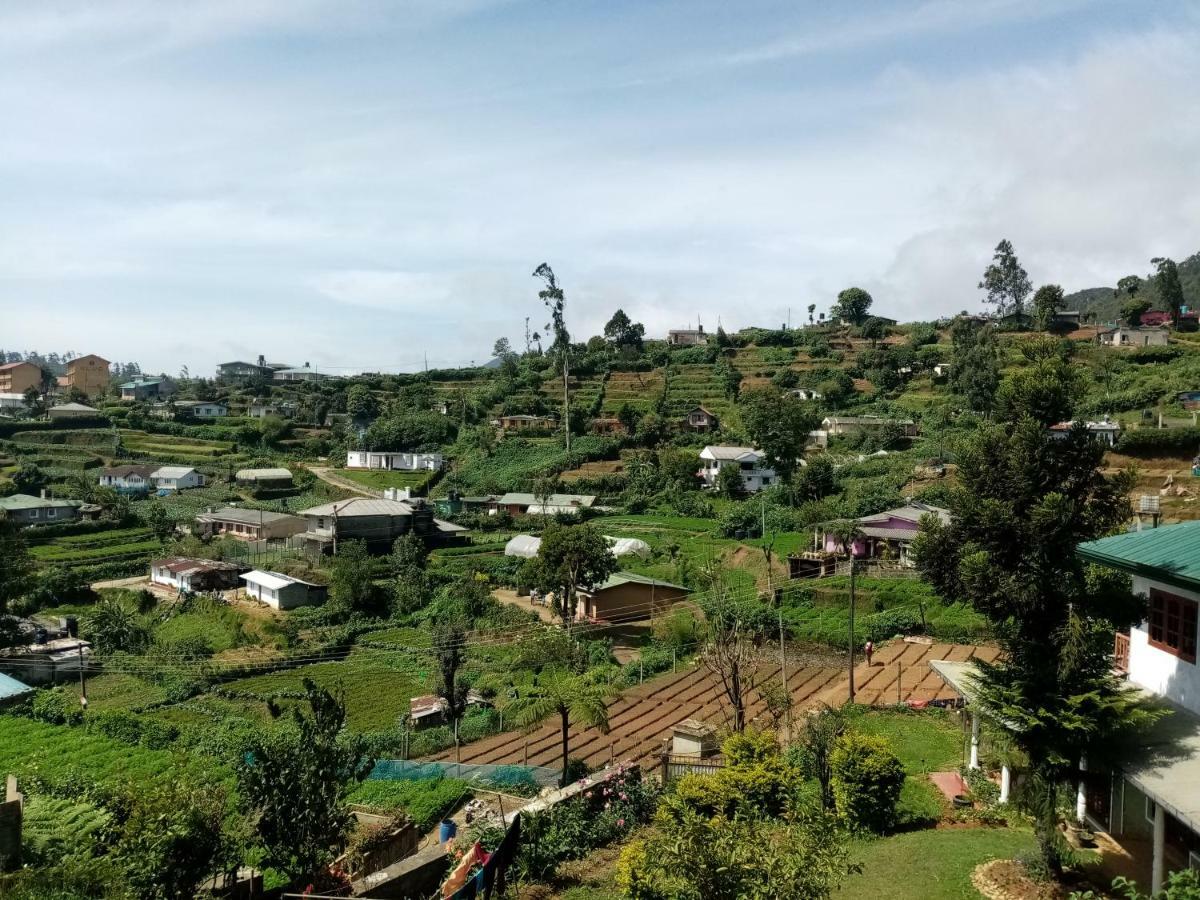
top-left (833, 287), bottom-right (873, 326)
top-left (979, 239), bottom-right (1032, 317)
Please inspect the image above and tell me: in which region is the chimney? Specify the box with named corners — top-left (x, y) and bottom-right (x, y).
top-left (40, 488), bottom-right (47, 499)
top-left (257, 354), bottom-right (265, 368)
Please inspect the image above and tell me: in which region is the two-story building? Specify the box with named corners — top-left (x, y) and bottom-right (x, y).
top-left (1069, 524), bottom-right (1200, 893)
top-left (683, 406), bottom-right (719, 433)
top-left (0, 361), bottom-right (46, 395)
top-left (796, 502), bottom-right (950, 575)
top-left (217, 359), bottom-right (274, 382)
top-left (667, 326), bottom-right (707, 346)
top-left (62, 355), bottom-right (111, 398)
top-left (697, 446), bottom-right (777, 493)
top-left (119, 377), bottom-right (176, 402)
top-left (345, 451), bottom-right (445, 471)
top-left (296, 497), bottom-right (466, 554)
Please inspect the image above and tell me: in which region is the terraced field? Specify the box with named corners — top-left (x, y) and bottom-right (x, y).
top-left (601, 370), bottom-right (665, 416)
top-left (27, 526), bottom-right (160, 569)
top-left (662, 365), bottom-right (734, 420)
top-left (432, 641), bottom-right (998, 769)
top-left (120, 429), bottom-right (234, 464)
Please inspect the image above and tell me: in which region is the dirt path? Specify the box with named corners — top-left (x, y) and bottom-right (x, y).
top-left (305, 465), bottom-right (381, 497)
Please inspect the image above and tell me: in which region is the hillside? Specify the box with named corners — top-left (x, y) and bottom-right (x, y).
top-left (1064, 249), bottom-right (1200, 321)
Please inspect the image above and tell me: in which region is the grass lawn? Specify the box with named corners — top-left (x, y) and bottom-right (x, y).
top-left (834, 827), bottom-right (1037, 900)
top-left (336, 468), bottom-right (434, 492)
top-left (847, 705), bottom-right (964, 773)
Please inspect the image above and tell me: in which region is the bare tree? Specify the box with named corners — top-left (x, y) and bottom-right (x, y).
top-left (701, 583), bottom-right (765, 733)
top-left (534, 263), bottom-right (571, 451)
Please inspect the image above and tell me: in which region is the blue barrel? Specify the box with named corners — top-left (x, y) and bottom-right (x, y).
top-left (439, 820), bottom-right (457, 843)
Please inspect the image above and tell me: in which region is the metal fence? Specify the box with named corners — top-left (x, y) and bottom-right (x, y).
top-left (367, 759), bottom-right (561, 790)
top-left (659, 753), bottom-right (726, 783)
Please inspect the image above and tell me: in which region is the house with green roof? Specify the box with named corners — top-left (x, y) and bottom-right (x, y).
top-left (0, 493), bottom-right (83, 527)
top-left (577, 571), bottom-right (689, 623)
top-left (1076, 522), bottom-right (1200, 892)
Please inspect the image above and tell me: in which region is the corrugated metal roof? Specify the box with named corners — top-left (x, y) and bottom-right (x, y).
top-left (235, 468), bottom-right (293, 481)
top-left (700, 446), bottom-right (760, 461)
top-left (0, 494), bottom-right (82, 511)
top-left (197, 507), bottom-right (303, 526)
top-left (589, 571), bottom-right (688, 592)
top-left (49, 402), bottom-right (98, 412)
top-left (0, 672), bottom-right (32, 700)
top-left (298, 497), bottom-right (415, 517)
top-left (1077, 521), bottom-right (1200, 591)
top-left (151, 466), bottom-right (197, 479)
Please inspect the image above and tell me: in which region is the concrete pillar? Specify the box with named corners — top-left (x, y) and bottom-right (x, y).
top-left (1152, 801), bottom-right (1166, 895)
top-left (1076, 754), bottom-right (1088, 824)
top-left (999, 765), bottom-right (1011, 804)
top-left (969, 713), bottom-right (980, 770)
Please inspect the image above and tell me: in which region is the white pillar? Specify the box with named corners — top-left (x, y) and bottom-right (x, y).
top-left (999, 765), bottom-right (1011, 804)
top-left (1152, 801), bottom-right (1166, 895)
top-left (969, 713), bottom-right (980, 770)
top-left (1076, 754), bottom-right (1088, 824)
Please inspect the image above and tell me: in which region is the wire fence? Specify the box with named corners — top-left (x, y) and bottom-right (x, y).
top-left (367, 759), bottom-right (561, 790)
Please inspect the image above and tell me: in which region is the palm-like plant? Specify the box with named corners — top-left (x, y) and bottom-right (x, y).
top-left (505, 669), bottom-right (613, 787)
top-left (826, 520), bottom-right (863, 560)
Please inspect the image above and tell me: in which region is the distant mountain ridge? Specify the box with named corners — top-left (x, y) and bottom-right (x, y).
top-left (1063, 251), bottom-right (1200, 322)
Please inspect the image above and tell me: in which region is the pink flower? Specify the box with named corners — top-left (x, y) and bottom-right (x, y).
top-left (619, 793), bottom-right (627, 801)
top-left (605, 801), bottom-right (611, 809)
top-left (617, 818), bottom-right (626, 827)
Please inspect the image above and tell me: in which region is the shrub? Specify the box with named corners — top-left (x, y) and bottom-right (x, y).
top-left (830, 732), bottom-right (905, 832)
top-left (27, 688), bottom-right (83, 726)
top-left (1116, 426), bottom-right (1200, 457)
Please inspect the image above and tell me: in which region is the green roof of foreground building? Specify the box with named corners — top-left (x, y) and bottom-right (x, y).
top-left (1077, 521), bottom-right (1200, 592)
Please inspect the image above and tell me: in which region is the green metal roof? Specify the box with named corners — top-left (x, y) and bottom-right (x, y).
top-left (1076, 521), bottom-right (1200, 592)
top-left (591, 571), bottom-right (689, 592)
top-left (0, 494), bottom-right (83, 511)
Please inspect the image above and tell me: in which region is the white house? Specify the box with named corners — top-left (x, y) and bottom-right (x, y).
top-left (1099, 326), bottom-right (1170, 348)
top-left (274, 364), bottom-right (330, 382)
top-left (1048, 419), bottom-right (1121, 447)
top-left (149, 557), bottom-right (243, 593)
top-left (1069, 524), bottom-right (1200, 893)
top-left (174, 400), bottom-right (228, 418)
top-left (698, 446), bottom-right (777, 493)
top-left (788, 388), bottom-right (823, 401)
top-left (240, 570), bottom-right (328, 610)
top-left (99, 464), bottom-right (158, 493)
top-left (150, 466), bottom-right (206, 490)
top-left (345, 450), bottom-right (445, 471)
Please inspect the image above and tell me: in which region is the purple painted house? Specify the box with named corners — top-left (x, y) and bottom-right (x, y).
top-left (815, 502), bottom-right (950, 567)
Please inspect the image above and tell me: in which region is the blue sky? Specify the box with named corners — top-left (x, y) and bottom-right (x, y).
top-left (2, 0), bottom-right (1199, 375)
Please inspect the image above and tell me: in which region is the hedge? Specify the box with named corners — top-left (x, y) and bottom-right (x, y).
top-left (1115, 427), bottom-right (1200, 457)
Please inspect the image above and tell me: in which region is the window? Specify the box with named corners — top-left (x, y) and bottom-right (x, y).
top-left (28, 509), bottom-right (39, 519)
top-left (1149, 589), bottom-right (1198, 663)
top-left (46, 508), bottom-right (56, 518)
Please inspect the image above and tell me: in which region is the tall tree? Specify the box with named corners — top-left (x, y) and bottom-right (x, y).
top-left (0, 517), bottom-right (33, 619)
top-left (911, 416), bottom-right (1156, 873)
top-left (739, 388), bottom-right (820, 483)
top-left (603, 309), bottom-right (646, 354)
top-left (1032, 283), bottom-right (1065, 331)
top-left (534, 263), bottom-right (572, 451)
top-left (431, 601), bottom-right (470, 724)
top-left (807, 303), bottom-right (817, 325)
top-left (530, 522), bottom-right (618, 627)
top-left (949, 318), bottom-right (1000, 414)
top-left (979, 239), bottom-right (1032, 317)
top-left (237, 680), bottom-right (372, 885)
top-left (1152, 257), bottom-right (1186, 326)
top-left (506, 669), bottom-right (613, 786)
top-left (832, 287), bottom-right (873, 326)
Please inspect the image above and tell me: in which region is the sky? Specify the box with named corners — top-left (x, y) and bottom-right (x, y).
top-left (2, 0), bottom-right (1199, 376)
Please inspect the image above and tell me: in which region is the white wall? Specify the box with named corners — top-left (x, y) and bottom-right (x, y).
top-left (1128, 575), bottom-right (1200, 716)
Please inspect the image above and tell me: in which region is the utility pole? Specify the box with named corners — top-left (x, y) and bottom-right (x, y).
top-left (524, 317), bottom-right (531, 355)
top-left (77, 644), bottom-right (88, 711)
top-left (847, 558), bottom-right (857, 703)
top-left (779, 609), bottom-right (790, 741)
